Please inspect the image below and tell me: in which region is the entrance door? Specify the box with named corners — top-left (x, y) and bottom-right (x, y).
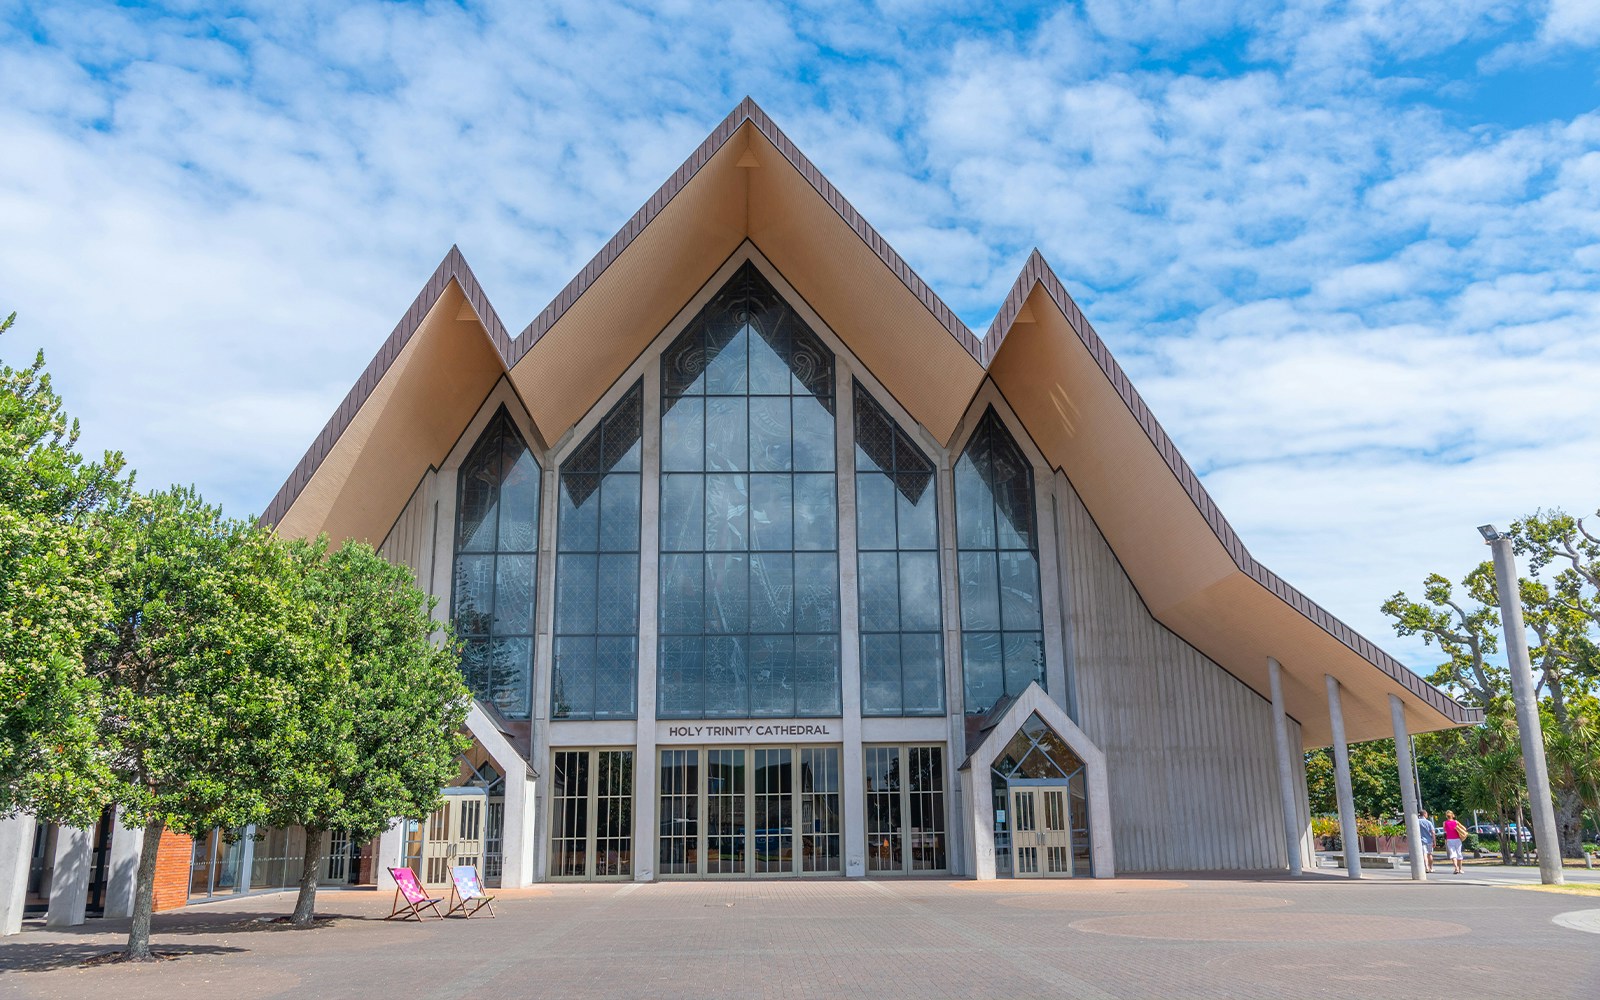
top-left (421, 788), bottom-right (487, 887)
top-left (1008, 784), bottom-right (1073, 879)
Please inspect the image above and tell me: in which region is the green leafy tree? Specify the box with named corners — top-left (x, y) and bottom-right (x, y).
top-left (1305, 740), bottom-right (1401, 819)
top-left (263, 537), bottom-right (470, 927)
top-left (0, 311), bottom-right (129, 824)
top-left (1383, 521), bottom-right (1600, 859)
top-left (86, 488), bottom-right (308, 960)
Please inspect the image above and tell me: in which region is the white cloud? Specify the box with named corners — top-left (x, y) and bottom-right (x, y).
top-left (0, 0), bottom-right (1596, 681)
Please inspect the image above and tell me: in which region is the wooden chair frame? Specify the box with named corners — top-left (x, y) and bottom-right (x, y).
top-left (445, 864), bottom-right (497, 919)
top-left (385, 866), bottom-right (447, 921)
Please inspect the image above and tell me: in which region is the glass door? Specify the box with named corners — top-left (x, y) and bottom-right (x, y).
top-left (706, 749), bottom-right (748, 875)
top-left (863, 745), bottom-right (946, 875)
top-left (1010, 788), bottom-right (1041, 878)
top-left (659, 745), bottom-right (841, 877)
top-left (1008, 783), bottom-right (1074, 879)
top-left (1041, 787), bottom-right (1072, 876)
top-left (550, 748), bottom-right (636, 879)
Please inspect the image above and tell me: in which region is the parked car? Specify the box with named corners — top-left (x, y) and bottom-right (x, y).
top-left (1504, 824), bottom-right (1533, 843)
top-left (1468, 824), bottom-right (1499, 838)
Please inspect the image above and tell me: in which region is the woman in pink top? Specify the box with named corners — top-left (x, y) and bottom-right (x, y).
top-left (1443, 811), bottom-right (1466, 874)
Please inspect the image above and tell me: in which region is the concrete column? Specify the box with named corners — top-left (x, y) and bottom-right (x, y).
top-left (1389, 694), bottom-right (1427, 881)
top-left (237, 824), bottom-right (257, 893)
top-left (376, 820), bottom-right (405, 891)
top-left (1, 814), bottom-right (35, 936)
top-left (102, 811), bottom-right (145, 918)
top-left (1324, 675), bottom-right (1361, 879)
top-left (1483, 529), bottom-right (1564, 884)
top-left (965, 765), bottom-right (997, 880)
top-left (835, 363), bottom-right (866, 878)
top-left (935, 444), bottom-right (968, 875)
top-left (632, 354), bottom-right (663, 882)
top-left (44, 825), bottom-right (91, 927)
top-left (501, 768), bottom-right (536, 887)
top-left (1266, 657), bottom-right (1302, 875)
top-left (529, 452), bottom-right (560, 885)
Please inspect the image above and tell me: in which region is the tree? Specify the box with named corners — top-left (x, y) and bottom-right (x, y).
top-left (263, 537), bottom-right (470, 927)
top-left (1382, 512), bottom-right (1600, 860)
top-left (1305, 740), bottom-right (1401, 818)
top-left (86, 488), bottom-right (307, 959)
top-left (0, 312), bottom-right (130, 824)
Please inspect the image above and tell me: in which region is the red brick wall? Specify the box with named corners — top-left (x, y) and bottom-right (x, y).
top-left (152, 829), bottom-right (193, 912)
top-left (356, 837), bottom-right (379, 885)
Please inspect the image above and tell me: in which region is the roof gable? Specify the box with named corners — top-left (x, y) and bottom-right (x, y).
top-left (260, 98), bottom-right (1477, 745)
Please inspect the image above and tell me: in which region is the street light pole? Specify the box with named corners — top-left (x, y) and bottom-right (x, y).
top-left (1479, 524), bottom-right (1564, 885)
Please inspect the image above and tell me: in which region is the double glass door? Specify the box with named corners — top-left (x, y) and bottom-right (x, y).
top-left (550, 749), bottom-right (634, 879)
top-left (660, 745), bottom-right (841, 877)
top-left (1008, 784), bottom-right (1074, 878)
top-left (408, 787), bottom-right (488, 887)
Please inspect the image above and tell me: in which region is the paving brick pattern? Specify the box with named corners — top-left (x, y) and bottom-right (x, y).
top-left (3, 873), bottom-right (1598, 999)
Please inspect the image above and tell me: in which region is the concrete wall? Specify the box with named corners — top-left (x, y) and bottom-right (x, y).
top-left (1055, 471), bottom-right (1309, 872)
top-left (377, 472), bottom-right (437, 591)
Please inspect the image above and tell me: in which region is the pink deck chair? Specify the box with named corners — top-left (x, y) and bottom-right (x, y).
top-left (385, 866), bottom-right (446, 921)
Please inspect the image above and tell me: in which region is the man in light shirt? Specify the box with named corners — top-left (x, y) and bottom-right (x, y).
top-left (1417, 809), bottom-right (1437, 873)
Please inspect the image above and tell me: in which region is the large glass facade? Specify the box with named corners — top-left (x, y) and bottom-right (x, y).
top-left (553, 381), bottom-right (644, 720)
top-left (854, 381), bottom-right (944, 716)
top-left (452, 407), bottom-right (542, 718)
top-left (954, 407), bottom-right (1045, 716)
top-left (658, 262), bottom-right (841, 719)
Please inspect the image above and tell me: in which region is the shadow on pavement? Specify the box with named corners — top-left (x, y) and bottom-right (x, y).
top-left (0, 942), bottom-right (248, 973)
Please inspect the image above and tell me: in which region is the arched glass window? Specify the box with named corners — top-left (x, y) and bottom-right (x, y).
top-left (854, 381), bottom-right (944, 716)
top-left (954, 406), bottom-right (1044, 716)
top-left (553, 380), bottom-right (643, 720)
top-left (657, 262), bottom-right (841, 719)
top-left (452, 406), bottom-right (542, 718)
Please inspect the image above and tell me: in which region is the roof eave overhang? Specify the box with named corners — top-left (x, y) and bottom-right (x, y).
top-left (258, 99), bottom-right (1476, 748)
top-left (984, 254), bottom-right (1480, 745)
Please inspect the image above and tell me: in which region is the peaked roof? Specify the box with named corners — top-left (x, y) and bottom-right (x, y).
top-left (260, 97), bottom-right (1478, 746)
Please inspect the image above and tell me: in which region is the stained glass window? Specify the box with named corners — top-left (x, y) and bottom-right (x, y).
top-left (658, 262), bottom-right (841, 719)
top-left (553, 381), bottom-right (643, 720)
top-left (854, 381), bottom-right (944, 716)
top-left (452, 407), bottom-right (541, 718)
top-left (954, 406), bottom-right (1044, 716)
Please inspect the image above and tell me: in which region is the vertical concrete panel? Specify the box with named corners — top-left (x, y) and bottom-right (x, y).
top-left (1055, 475), bottom-right (1289, 873)
top-left (835, 363), bottom-right (866, 878)
top-left (632, 356), bottom-right (663, 882)
top-left (0, 815), bottom-right (35, 936)
top-left (102, 812), bottom-right (144, 919)
top-left (44, 826), bottom-right (90, 927)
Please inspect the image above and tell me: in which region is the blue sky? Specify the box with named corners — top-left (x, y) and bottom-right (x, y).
top-left (2, 0), bottom-right (1598, 677)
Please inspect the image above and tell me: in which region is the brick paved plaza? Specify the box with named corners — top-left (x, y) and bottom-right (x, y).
top-left (4, 870), bottom-right (1599, 999)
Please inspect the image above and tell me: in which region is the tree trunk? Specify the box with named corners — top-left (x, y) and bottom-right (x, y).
top-left (1556, 788), bottom-right (1586, 859)
top-left (1514, 802), bottom-right (1527, 865)
top-left (1498, 812), bottom-right (1511, 865)
top-left (125, 822), bottom-right (164, 961)
top-left (290, 827), bottom-right (324, 927)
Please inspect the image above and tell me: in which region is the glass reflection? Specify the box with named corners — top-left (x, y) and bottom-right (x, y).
top-left (955, 407), bottom-right (1045, 716)
top-left (855, 381), bottom-right (944, 717)
top-left (553, 382), bottom-right (643, 720)
top-left (657, 263), bottom-right (841, 719)
top-left (451, 408), bottom-right (540, 718)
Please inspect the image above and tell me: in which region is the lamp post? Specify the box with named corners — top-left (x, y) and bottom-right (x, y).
top-left (1478, 524), bottom-right (1564, 885)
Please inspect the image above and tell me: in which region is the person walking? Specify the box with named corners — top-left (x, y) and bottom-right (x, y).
top-left (1418, 810), bottom-right (1437, 874)
top-left (1443, 810), bottom-right (1466, 875)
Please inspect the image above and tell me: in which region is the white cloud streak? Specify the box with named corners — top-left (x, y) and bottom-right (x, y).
top-left (0, 0), bottom-right (1596, 677)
